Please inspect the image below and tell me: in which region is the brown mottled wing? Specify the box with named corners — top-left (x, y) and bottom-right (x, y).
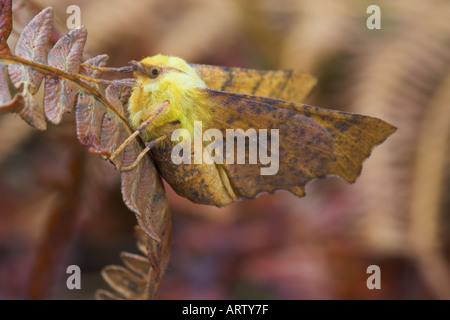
top-left (206, 90), bottom-right (397, 184)
top-left (150, 89), bottom-right (335, 205)
top-left (192, 64), bottom-right (317, 103)
top-left (197, 88), bottom-right (337, 200)
top-left (151, 141), bottom-right (238, 206)
top-left (151, 86), bottom-right (395, 205)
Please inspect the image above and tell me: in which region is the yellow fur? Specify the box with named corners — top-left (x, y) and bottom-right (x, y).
top-left (128, 54), bottom-right (208, 141)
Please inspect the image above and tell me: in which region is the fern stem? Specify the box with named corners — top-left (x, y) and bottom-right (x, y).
top-left (0, 54), bottom-right (134, 133)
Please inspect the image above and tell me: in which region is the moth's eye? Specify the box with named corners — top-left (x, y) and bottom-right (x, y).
top-left (148, 66), bottom-right (161, 79)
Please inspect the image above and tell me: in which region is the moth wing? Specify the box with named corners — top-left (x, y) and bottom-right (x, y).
top-left (205, 90), bottom-right (397, 184)
top-left (198, 88), bottom-right (337, 200)
top-left (151, 87), bottom-right (395, 206)
top-left (192, 64), bottom-right (317, 103)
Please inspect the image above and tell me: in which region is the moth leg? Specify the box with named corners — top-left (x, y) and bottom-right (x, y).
top-left (120, 124), bottom-right (180, 172)
top-left (109, 100), bottom-right (170, 163)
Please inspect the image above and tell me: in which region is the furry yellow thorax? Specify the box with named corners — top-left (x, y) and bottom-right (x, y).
top-left (128, 54), bottom-right (208, 141)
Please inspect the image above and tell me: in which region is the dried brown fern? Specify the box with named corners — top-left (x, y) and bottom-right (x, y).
top-left (282, 0), bottom-right (450, 298)
top-left (95, 226), bottom-right (168, 300)
top-left (0, 1), bottom-right (170, 299)
top-left (349, 2), bottom-right (450, 298)
top-left (409, 73), bottom-right (450, 299)
top-left (266, 0), bottom-right (450, 298)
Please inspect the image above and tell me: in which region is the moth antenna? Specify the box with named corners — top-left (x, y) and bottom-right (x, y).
top-left (80, 64), bottom-right (134, 73)
top-left (75, 73), bottom-right (137, 86)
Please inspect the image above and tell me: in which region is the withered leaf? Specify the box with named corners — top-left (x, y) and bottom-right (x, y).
top-left (101, 265), bottom-right (147, 299)
top-left (0, 65), bottom-right (10, 104)
top-left (95, 289), bottom-right (123, 300)
top-left (0, 0), bottom-right (12, 56)
top-left (44, 26), bottom-right (87, 124)
top-left (0, 91), bottom-right (24, 114)
top-left (120, 141), bottom-right (167, 241)
top-left (9, 7), bottom-right (53, 93)
top-left (134, 225), bottom-right (150, 256)
top-left (8, 7), bottom-right (53, 130)
top-left (99, 85), bottom-right (130, 157)
top-left (19, 86), bottom-right (45, 129)
top-left (120, 142), bottom-right (171, 298)
top-left (105, 83), bottom-right (131, 118)
top-left (119, 252), bottom-right (150, 277)
top-left (75, 94), bottom-right (107, 154)
top-left (76, 54), bottom-right (109, 153)
top-left (97, 225), bottom-right (169, 300)
top-left (97, 252), bottom-right (152, 300)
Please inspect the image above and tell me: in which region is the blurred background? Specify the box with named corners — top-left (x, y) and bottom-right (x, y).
top-left (0, 0), bottom-right (449, 299)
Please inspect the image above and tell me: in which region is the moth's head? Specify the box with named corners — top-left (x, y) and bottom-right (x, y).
top-left (127, 54), bottom-right (207, 138)
top-left (130, 54), bottom-right (205, 89)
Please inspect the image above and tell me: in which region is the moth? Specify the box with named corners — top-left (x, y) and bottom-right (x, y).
top-left (110, 54), bottom-right (396, 207)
